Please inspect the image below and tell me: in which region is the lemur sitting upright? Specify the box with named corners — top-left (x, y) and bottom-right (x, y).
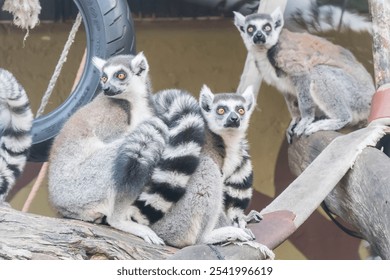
top-left (48, 53), bottom-right (205, 245)
top-left (233, 7), bottom-right (375, 143)
top-left (49, 52), bottom-right (167, 244)
top-left (145, 86), bottom-right (267, 251)
top-left (0, 69), bottom-right (33, 202)
top-left (199, 85), bottom-right (261, 228)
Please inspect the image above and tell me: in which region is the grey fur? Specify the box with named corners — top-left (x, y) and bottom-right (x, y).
top-left (199, 85), bottom-right (260, 228)
top-left (0, 69), bottom-right (33, 202)
top-left (147, 86), bottom-right (258, 248)
top-left (234, 8), bottom-right (375, 143)
top-left (49, 53), bottom-right (168, 245)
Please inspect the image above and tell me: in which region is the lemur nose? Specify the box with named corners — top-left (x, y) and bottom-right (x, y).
top-left (103, 86), bottom-right (111, 93)
top-left (253, 32), bottom-right (265, 44)
top-left (255, 32), bottom-right (264, 39)
top-left (229, 113), bottom-right (239, 122)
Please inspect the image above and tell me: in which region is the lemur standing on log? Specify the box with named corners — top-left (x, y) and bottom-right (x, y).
top-left (234, 8), bottom-right (375, 143)
top-left (0, 69), bottom-right (33, 202)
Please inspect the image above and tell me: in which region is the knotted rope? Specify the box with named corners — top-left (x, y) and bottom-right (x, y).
top-left (2, 0), bottom-right (41, 40)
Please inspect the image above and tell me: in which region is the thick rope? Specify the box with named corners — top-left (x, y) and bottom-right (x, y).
top-left (36, 12), bottom-right (82, 117)
top-left (2, 0), bottom-right (41, 41)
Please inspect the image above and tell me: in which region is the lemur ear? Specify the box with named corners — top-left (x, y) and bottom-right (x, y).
top-left (241, 85), bottom-right (255, 112)
top-left (233, 11), bottom-right (246, 33)
top-left (271, 7), bottom-right (284, 30)
top-left (131, 52), bottom-right (149, 77)
top-left (92, 57), bottom-right (106, 72)
top-left (199, 85), bottom-right (214, 113)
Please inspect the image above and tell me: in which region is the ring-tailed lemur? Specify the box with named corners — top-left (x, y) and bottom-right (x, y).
top-left (147, 86), bottom-right (262, 249)
top-left (0, 69), bottom-right (33, 202)
top-left (48, 53), bottom-right (205, 245)
top-left (49, 52), bottom-right (169, 244)
top-left (199, 85), bottom-right (261, 229)
top-left (233, 7), bottom-right (375, 143)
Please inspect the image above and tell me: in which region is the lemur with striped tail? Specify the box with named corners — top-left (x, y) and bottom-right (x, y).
top-left (199, 85), bottom-right (261, 229)
top-left (104, 87), bottom-right (259, 249)
top-left (141, 86), bottom-right (263, 250)
top-left (0, 69), bottom-right (33, 202)
top-left (49, 53), bottom-right (169, 244)
top-left (48, 53), bottom-right (205, 245)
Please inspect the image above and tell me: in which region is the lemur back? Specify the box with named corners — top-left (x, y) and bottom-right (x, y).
top-left (0, 69), bottom-right (33, 202)
top-left (234, 8), bottom-right (375, 143)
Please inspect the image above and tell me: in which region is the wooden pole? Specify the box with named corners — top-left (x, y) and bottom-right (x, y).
top-left (369, 0), bottom-right (390, 89)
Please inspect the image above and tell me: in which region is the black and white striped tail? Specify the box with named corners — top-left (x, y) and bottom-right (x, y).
top-left (131, 89), bottom-right (205, 225)
top-left (223, 140), bottom-right (253, 224)
top-left (0, 69), bottom-right (33, 202)
top-left (113, 117), bottom-right (168, 199)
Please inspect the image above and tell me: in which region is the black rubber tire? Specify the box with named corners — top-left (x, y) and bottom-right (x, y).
top-left (29, 0), bottom-right (135, 162)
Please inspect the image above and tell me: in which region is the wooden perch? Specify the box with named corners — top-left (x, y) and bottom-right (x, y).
top-left (0, 206), bottom-right (271, 260)
top-left (288, 131), bottom-right (390, 259)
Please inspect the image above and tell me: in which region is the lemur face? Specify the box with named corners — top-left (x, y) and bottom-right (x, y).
top-left (200, 85), bottom-right (255, 136)
top-left (233, 7), bottom-right (284, 49)
top-left (92, 52), bottom-right (149, 98)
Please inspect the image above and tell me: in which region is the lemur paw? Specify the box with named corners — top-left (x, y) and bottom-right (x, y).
top-left (226, 227), bottom-right (255, 242)
top-left (142, 231), bottom-right (165, 246)
top-left (293, 117), bottom-right (315, 137)
top-left (134, 223), bottom-right (165, 245)
top-left (303, 123), bottom-right (321, 136)
top-left (286, 119), bottom-right (298, 144)
top-left (245, 210), bottom-right (263, 224)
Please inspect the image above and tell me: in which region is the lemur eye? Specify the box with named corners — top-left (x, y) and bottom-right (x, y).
top-left (263, 24), bottom-right (272, 32)
top-left (116, 72), bottom-right (126, 80)
top-left (101, 76), bottom-right (108, 83)
top-left (217, 107), bottom-right (225, 115)
top-left (238, 108), bottom-right (245, 115)
top-left (247, 25), bottom-right (254, 33)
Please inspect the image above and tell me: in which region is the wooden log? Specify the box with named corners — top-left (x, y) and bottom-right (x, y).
top-left (369, 0), bottom-right (390, 88)
top-left (0, 206), bottom-right (272, 260)
top-left (0, 205), bottom-right (176, 260)
top-left (288, 131), bottom-right (390, 259)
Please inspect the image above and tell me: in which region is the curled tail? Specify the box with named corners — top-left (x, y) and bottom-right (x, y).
top-left (0, 69), bottom-right (33, 201)
top-left (113, 117), bottom-right (168, 201)
top-left (130, 89), bottom-right (205, 225)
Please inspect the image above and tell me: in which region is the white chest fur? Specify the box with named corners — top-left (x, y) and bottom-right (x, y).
top-left (252, 50), bottom-right (295, 95)
top-left (221, 134), bottom-right (243, 178)
top-left (129, 95), bottom-right (153, 131)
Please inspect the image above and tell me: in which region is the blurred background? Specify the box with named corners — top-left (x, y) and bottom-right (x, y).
top-left (0, 0), bottom-right (373, 259)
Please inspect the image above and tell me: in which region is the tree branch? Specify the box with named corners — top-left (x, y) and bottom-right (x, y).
top-left (288, 131), bottom-right (390, 259)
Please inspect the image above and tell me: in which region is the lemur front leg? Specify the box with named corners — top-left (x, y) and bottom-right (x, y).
top-left (290, 76), bottom-right (316, 137)
top-left (283, 92), bottom-right (300, 144)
